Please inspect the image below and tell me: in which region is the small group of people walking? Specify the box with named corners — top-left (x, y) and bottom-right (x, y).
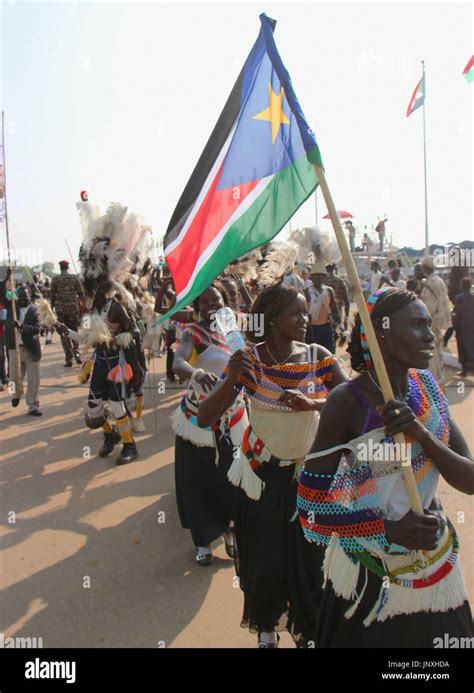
top-left (171, 279), bottom-right (473, 648)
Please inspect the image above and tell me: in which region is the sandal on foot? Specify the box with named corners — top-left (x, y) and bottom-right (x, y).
top-left (195, 547), bottom-right (213, 566)
top-left (258, 633), bottom-right (280, 649)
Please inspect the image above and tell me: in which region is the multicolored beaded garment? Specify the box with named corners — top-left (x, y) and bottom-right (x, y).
top-left (297, 368), bottom-right (450, 554)
top-left (231, 344), bottom-right (334, 412)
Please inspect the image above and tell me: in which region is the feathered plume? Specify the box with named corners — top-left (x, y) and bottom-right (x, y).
top-left (77, 315), bottom-right (111, 354)
top-left (289, 226), bottom-right (341, 269)
top-left (77, 196), bottom-right (154, 309)
top-left (228, 249), bottom-right (263, 282)
top-left (35, 298), bottom-right (56, 328)
top-left (140, 291), bottom-right (156, 322)
top-left (111, 281), bottom-right (137, 313)
top-left (257, 242), bottom-right (298, 287)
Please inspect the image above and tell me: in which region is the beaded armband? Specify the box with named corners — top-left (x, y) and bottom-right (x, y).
top-left (297, 465), bottom-right (390, 553)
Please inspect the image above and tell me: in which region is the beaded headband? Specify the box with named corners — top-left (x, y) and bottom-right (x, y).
top-left (360, 287), bottom-right (397, 368)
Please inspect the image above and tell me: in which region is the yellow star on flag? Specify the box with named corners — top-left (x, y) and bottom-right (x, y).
top-left (253, 83), bottom-right (290, 143)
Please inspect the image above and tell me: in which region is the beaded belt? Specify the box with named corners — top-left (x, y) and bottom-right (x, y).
top-left (179, 396), bottom-right (246, 432)
top-left (356, 528), bottom-right (458, 589)
top-left (242, 425), bottom-right (297, 470)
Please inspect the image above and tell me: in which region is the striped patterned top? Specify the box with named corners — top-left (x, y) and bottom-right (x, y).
top-left (233, 345), bottom-right (334, 412)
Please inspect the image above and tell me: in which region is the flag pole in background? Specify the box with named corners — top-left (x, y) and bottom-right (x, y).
top-left (314, 162), bottom-right (423, 514)
top-left (406, 63), bottom-right (428, 254)
top-left (1, 111), bottom-right (24, 399)
top-left (421, 61), bottom-right (429, 254)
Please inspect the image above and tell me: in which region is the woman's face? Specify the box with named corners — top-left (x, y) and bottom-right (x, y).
top-left (378, 299), bottom-right (435, 369)
top-left (271, 293), bottom-right (309, 341)
top-left (199, 286), bottom-right (225, 323)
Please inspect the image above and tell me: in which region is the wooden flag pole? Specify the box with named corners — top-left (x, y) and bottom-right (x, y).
top-left (2, 111), bottom-right (24, 399)
top-left (314, 164), bottom-right (423, 513)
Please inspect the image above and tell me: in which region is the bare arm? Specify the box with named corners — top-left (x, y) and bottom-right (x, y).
top-left (197, 349), bottom-right (253, 427)
top-left (379, 400), bottom-right (474, 495)
top-left (316, 345), bottom-right (349, 388)
top-left (172, 330), bottom-right (219, 391)
top-left (172, 331), bottom-right (198, 382)
top-left (233, 275), bottom-right (253, 311)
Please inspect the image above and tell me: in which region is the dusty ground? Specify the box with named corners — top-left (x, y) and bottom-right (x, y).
top-left (0, 339), bottom-right (472, 649)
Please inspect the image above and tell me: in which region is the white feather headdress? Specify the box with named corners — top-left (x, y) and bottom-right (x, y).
top-left (77, 198), bottom-right (154, 308)
top-left (289, 226), bottom-right (341, 269)
top-left (228, 248), bottom-right (263, 282)
top-left (257, 241), bottom-right (299, 287)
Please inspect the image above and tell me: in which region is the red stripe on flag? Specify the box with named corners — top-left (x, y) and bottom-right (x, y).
top-left (406, 76), bottom-right (423, 117)
top-left (462, 55), bottom-right (474, 75)
top-left (166, 166), bottom-right (260, 294)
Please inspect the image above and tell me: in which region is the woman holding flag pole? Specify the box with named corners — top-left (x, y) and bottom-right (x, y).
top-left (296, 165), bottom-right (473, 647)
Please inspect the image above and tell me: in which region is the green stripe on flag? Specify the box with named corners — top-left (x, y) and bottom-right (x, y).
top-left (159, 147), bottom-right (320, 322)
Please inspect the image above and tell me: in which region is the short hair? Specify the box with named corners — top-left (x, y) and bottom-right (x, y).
top-left (460, 276), bottom-right (472, 291)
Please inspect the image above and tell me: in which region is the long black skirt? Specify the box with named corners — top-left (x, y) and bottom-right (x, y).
top-left (233, 463), bottom-right (325, 645)
top-left (314, 558), bottom-right (473, 648)
top-left (175, 432), bottom-right (236, 547)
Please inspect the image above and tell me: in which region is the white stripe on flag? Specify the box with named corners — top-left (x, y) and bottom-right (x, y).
top-left (165, 121), bottom-right (238, 256)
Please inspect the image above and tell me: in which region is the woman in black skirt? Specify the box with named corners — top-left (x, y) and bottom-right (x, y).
top-left (298, 287), bottom-right (473, 647)
top-left (172, 285), bottom-right (247, 565)
top-left (198, 285), bottom-right (347, 647)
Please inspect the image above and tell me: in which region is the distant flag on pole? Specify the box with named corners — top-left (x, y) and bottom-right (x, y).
top-left (406, 75), bottom-right (425, 117)
top-left (462, 55), bottom-right (474, 82)
top-left (0, 115), bottom-right (5, 227)
top-left (160, 13), bottom-right (322, 321)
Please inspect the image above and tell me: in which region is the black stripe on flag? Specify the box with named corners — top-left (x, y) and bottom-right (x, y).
top-left (163, 69), bottom-right (245, 249)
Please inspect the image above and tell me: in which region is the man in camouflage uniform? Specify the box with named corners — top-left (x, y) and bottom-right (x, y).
top-left (50, 260), bottom-right (83, 366)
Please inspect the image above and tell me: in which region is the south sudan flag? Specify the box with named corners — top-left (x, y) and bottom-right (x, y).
top-left (406, 74), bottom-right (425, 117)
top-left (161, 13), bottom-right (322, 320)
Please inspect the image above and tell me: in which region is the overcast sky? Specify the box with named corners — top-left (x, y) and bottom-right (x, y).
top-left (1, 0), bottom-right (472, 270)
